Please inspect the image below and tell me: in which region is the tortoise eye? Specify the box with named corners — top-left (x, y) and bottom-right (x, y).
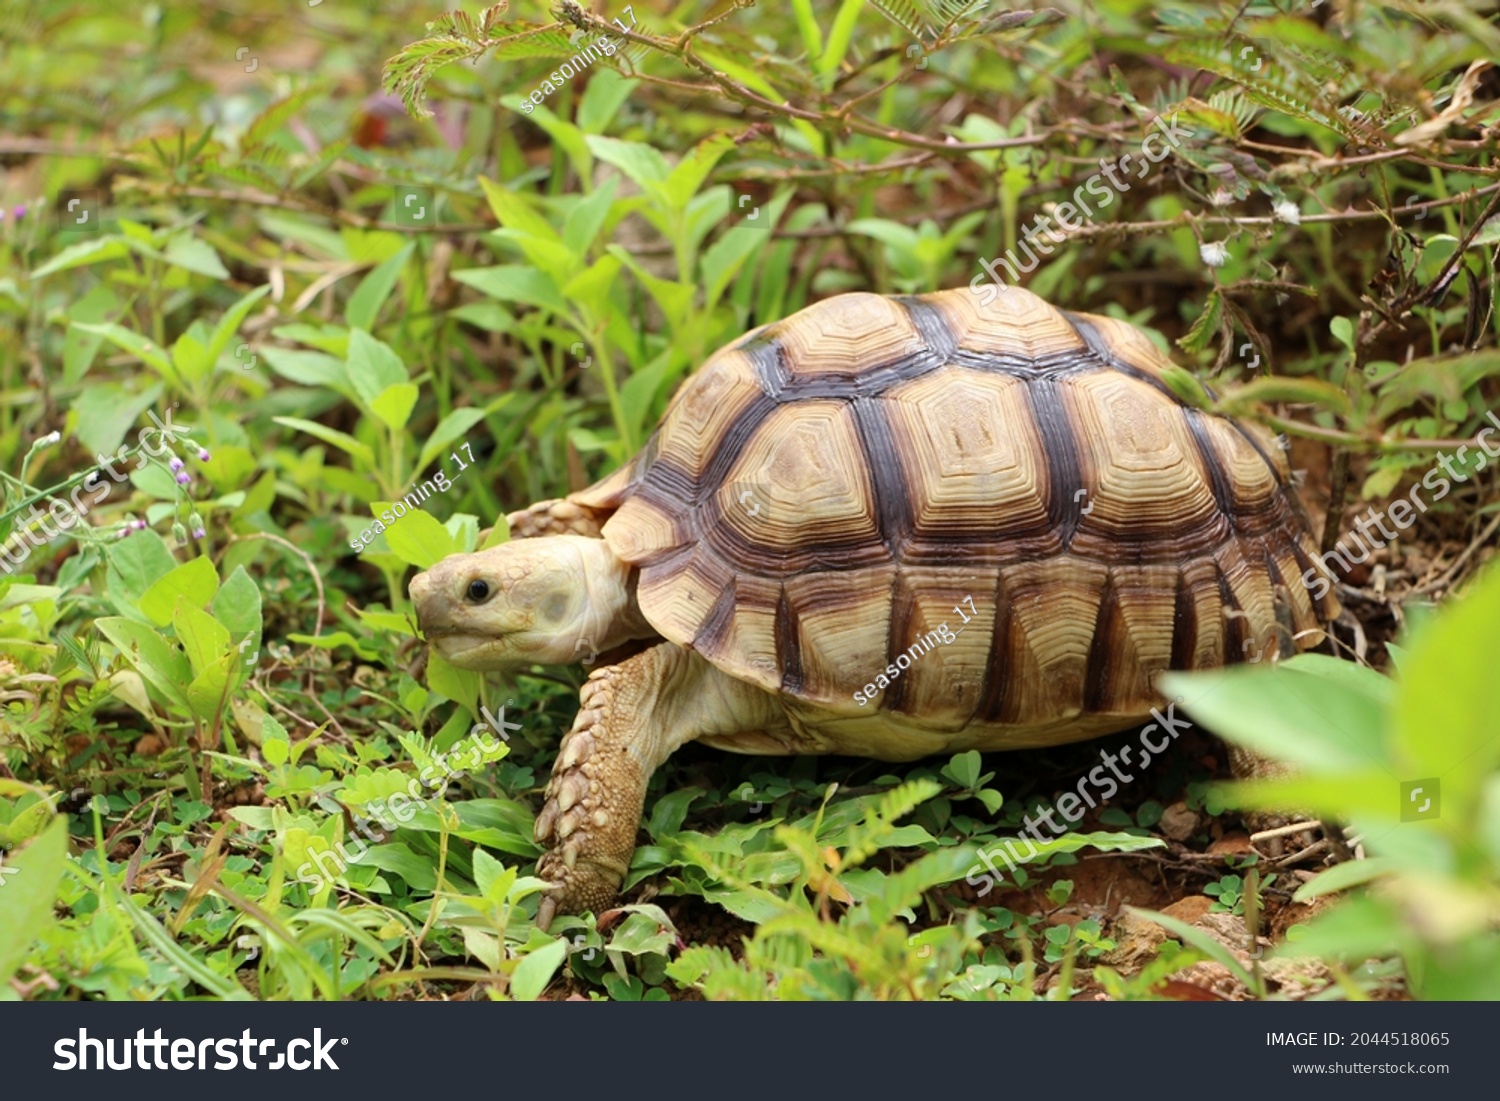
top-left (466, 579), bottom-right (491, 603)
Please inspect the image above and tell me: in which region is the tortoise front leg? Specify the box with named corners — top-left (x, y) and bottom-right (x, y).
top-left (533, 642), bottom-right (786, 927)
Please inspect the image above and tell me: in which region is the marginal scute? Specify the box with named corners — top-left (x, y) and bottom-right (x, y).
top-left (577, 287), bottom-right (1337, 736)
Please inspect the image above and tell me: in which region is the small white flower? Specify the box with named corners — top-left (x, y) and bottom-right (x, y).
top-left (35, 431), bottom-right (61, 447)
top-left (1199, 241), bottom-right (1229, 268)
top-left (1210, 187), bottom-right (1234, 208)
top-left (1273, 200), bottom-right (1301, 225)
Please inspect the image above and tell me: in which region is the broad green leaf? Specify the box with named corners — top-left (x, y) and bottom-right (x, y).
top-left (285, 630), bottom-right (379, 661)
top-left (173, 599), bottom-right (231, 679)
top-left (0, 818), bottom-right (71, 985)
top-left (161, 233), bottom-right (230, 279)
top-left (171, 331), bottom-right (212, 385)
top-left (1292, 856), bottom-right (1400, 901)
top-left (69, 382), bottom-right (164, 460)
top-left (662, 134), bottom-right (735, 212)
top-left (139, 555), bottom-right (220, 627)
top-left (585, 135), bottom-right (671, 189)
top-left (418, 407), bottom-right (490, 470)
top-left (273, 417), bottom-right (376, 468)
top-left (381, 507), bottom-right (456, 568)
top-left (346, 330), bottom-right (409, 408)
top-left (472, 847), bottom-right (514, 903)
top-left (211, 566), bottom-right (263, 642)
top-left (562, 176), bottom-right (619, 255)
top-left (105, 528), bottom-right (178, 609)
top-left (72, 323), bottom-right (178, 385)
top-left (1393, 562), bottom-right (1500, 789)
top-left (510, 938), bottom-right (568, 1001)
top-left (577, 68), bottom-right (636, 133)
top-left (185, 653), bottom-right (235, 721)
top-left (258, 348), bottom-right (352, 394)
top-left (1160, 664), bottom-right (1390, 773)
top-left (358, 843), bottom-right (438, 891)
top-left (371, 382), bottom-right (420, 432)
top-left (454, 265), bottom-right (571, 317)
top-left (95, 616), bottom-right (192, 708)
top-left (31, 236), bottom-right (131, 278)
top-left (561, 253), bottom-right (622, 306)
top-left (207, 285), bottom-right (271, 368)
top-left (346, 245), bottom-right (413, 331)
top-left (478, 177), bottom-right (560, 241)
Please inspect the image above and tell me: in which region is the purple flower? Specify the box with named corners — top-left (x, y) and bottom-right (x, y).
top-left (176, 472), bottom-right (191, 485)
top-left (197, 447), bottom-right (211, 462)
top-left (192, 528), bottom-right (206, 539)
top-left (169, 457), bottom-right (184, 472)
top-left (10, 205), bottom-right (25, 222)
top-left (133, 518), bottom-right (148, 530)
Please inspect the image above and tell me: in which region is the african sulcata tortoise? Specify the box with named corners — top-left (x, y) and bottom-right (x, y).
top-left (410, 286), bottom-right (1338, 924)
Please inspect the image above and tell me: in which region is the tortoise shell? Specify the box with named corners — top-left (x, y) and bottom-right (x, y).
top-left (567, 287), bottom-right (1336, 732)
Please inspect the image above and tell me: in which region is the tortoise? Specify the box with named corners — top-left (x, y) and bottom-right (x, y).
top-left (409, 285), bottom-right (1339, 925)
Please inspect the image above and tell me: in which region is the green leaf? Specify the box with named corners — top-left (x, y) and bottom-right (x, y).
top-left (381, 508), bottom-right (457, 568)
top-left (95, 617), bottom-right (192, 709)
top-left (173, 600), bottom-right (231, 679)
top-left (510, 938), bottom-right (568, 1001)
top-left (105, 528), bottom-right (178, 609)
top-left (358, 843), bottom-right (438, 891)
top-left (171, 331), bottom-right (212, 385)
top-left (562, 176), bottom-right (619, 255)
top-left (72, 323), bottom-right (178, 386)
top-left (1292, 856), bottom-right (1399, 902)
top-left (0, 818), bottom-right (73, 985)
top-left (31, 236), bottom-right (131, 278)
top-left (585, 136), bottom-right (671, 190)
top-left (454, 265), bottom-right (571, 317)
top-left (370, 382), bottom-right (420, 432)
top-left (211, 566), bottom-right (263, 643)
top-left (346, 244), bottom-right (413, 331)
top-left (1393, 563), bottom-right (1500, 792)
top-left (1160, 660), bottom-right (1391, 773)
top-left (662, 134), bottom-right (735, 212)
top-left (284, 630), bottom-right (379, 661)
top-left (139, 555), bottom-right (220, 627)
top-left (577, 68), bottom-right (636, 133)
top-left (258, 348), bottom-right (352, 394)
top-left (185, 654), bottom-right (235, 721)
top-left (418, 407), bottom-right (490, 470)
top-left (161, 233), bottom-right (230, 279)
top-left (942, 750), bottom-right (982, 789)
top-left (471, 846), bottom-right (506, 899)
top-left (346, 330), bottom-right (410, 408)
top-left (478, 177), bottom-right (561, 241)
top-left (273, 417), bottom-right (376, 468)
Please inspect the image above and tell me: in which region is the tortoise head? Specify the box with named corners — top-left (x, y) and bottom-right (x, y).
top-left (410, 534), bottom-right (640, 670)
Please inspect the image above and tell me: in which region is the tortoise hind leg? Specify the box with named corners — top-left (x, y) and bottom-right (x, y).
top-left (534, 642), bottom-right (791, 927)
top-left (505, 497), bottom-right (611, 539)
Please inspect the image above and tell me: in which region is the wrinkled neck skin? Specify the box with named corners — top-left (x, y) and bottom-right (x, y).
top-left (576, 537), bottom-right (655, 653)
